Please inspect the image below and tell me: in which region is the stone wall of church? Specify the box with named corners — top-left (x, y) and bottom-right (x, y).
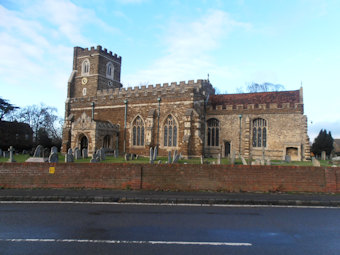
top-left (206, 105), bottom-right (310, 160)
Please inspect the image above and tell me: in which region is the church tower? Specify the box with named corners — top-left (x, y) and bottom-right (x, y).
top-left (67, 45), bottom-right (122, 99)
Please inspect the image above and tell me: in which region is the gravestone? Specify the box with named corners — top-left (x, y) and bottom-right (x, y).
top-left (114, 149), bottom-right (118, 158)
top-left (230, 151), bottom-right (236, 165)
top-left (51, 146), bottom-right (58, 154)
top-left (173, 153), bottom-right (180, 163)
top-left (124, 153), bottom-right (129, 161)
top-left (252, 159), bottom-right (261, 165)
top-left (312, 157), bottom-right (321, 167)
top-left (131, 154), bottom-right (135, 160)
top-left (200, 155), bottom-right (204, 164)
top-left (48, 152), bottom-right (58, 163)
top-left (8, 146), bottom-right (16, 162)
top-left (74, 147), bottom-right (81, 160)
top-left (260, 159), bottom-right (265, 166)
top-left (153, 147), bottom-right (157, 161)
top-left (285, 155), bottom-right (291, 163)
top-left (217, 153), bottom-right (221, 165)
top-left (266, 159), bottom-right (271, 166)
top-left (168, 151), bottom-right (171, 164)
top-left (90, 152), bottom-right (98, 163)
top-left (240, 155), bottom-right (247, 165)
top-left (3, 151), bottom-right (9, 158)
top-left (136, 155), bottom-right (139, 160)
top-left (149, 147), bottom-right (154, 164)
top-left (0, 149), bottom-right (2, 157)
top-left (158, 160), bottom-right (161, 164)
top-left (82, 148), bottom-right (88, 159)
top-left (65, 148), bottom-right (74, 163)
top-left (321, 151), bottom-right (326, 161)
top-left (43, 148), bottom-right (50, 158)
top-left (97, 148), bottom-right (105, 161)
top-left (33, 145), bottom-right (44, 157)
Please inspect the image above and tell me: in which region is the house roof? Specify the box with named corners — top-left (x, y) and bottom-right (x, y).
top-left (209, 90), bottom-right (301, 108)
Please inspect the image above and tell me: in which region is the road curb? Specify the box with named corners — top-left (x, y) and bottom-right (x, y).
top-left (1, 195), bottom-right (340, 207)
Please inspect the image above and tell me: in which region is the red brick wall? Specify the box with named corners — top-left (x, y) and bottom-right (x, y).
top-left (1, 163), bottom-right (340, 193)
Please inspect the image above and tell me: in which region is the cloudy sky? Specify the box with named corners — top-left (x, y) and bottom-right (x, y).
top-left (1, 0), bottom-right (339, 141)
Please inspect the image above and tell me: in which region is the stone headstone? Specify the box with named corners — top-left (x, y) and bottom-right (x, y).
top-left (240, 155), bottom-right (247, 165)
top-left (8, 146), bottom-right (16, 162)
top-left (97, 148), bottom-right (105, 161)
top-left (312, 157), bottom-right (321, 167)
top-left (0, 149), bottom-right (2, 157)
top-left (200, 155), bottom-right (204, 164)
top-left (266, 159), bottom-right (271, 165)
top-left (82, 148), bottom-right (88, 159)
top-left (252, 159), bottom-right (261, 165)
top-left (230, 151), bottom-right (236, 165)
top-left (321, 151), bottom-right (326, 161)
top-left (173, 153), bottom-right (180, 163)
top-left (65, 149), bottom-right (74, 163)
top-left (153, 147), bottom-right (157, 161)
top-left (43, 148), bottom-right (50, 158)
top-left (217, 153), bottom-right (221, 165)
top-left (33, 145), bottom-right (44, 157)
top-left (90, 152), bottom-right (98, 163)
top-left (124, 153), bottom-right (129, 161)
top-left (51, 146), bottom-right (58, 154)
top-left (48, 152), bottom-right (58, 163)
top-left (74, 147), bottom-right (81, 160)
top-left (260, 159), bottom-right (265, 166)
top-left (114, 149), bottom-right (118, 158)
top-left (158, 160), bottom-right (161, 164)
top-left (168, 151), bottom-right (171, 164)
top-left (149, 147), bottom-right (154, 164)
top-left (3, 151), bottom-right (9, 158)
top-left (285, 155), bottom-right (291, 163)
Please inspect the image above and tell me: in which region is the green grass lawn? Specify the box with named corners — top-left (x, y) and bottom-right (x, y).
top-left (0, 153), bottom-right (335, 167)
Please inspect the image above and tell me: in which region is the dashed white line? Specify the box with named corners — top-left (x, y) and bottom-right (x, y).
top-left (0, 238), bottom-right (252, 246)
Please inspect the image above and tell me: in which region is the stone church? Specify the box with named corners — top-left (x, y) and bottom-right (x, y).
top-left (62, 45), bottom-right (310, 161)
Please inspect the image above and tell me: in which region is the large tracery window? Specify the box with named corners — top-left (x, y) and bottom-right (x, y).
top-left (252, 118), bottom-right (267, 147)
top-left (82, 59), bottom-right (90, 75)
top-left (103, 135), bottom-right (111, 149)
top-left (207, 118), bottom-right (219, 147)
top-left (132, 116), bottom-right (144, 146)
top-left (164, 115), bottom-right (177, 147)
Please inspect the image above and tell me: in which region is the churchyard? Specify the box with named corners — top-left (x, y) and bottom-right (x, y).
top-left (0, 147), bottom-right (336, 167)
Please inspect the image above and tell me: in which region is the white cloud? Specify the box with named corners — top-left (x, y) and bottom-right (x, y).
top-left (123, 9), bottom-right (251, 86)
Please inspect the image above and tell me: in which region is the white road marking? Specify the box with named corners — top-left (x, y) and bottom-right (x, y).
top-left (0, 238), bottom-right (252, 246)
top-left (0, 200), bottom-right (339, 209)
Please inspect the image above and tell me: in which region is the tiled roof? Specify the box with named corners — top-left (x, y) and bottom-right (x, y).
top-left (209, 90), bottom-right (300, 108)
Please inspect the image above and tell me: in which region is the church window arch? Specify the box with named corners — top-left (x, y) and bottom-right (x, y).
top-left (252, 118), bottom-right (267, 148)
top-left (207, 118), bottom-right (219, 147)
top-left (106, 62), bottom-right (114, 80)
top-left (163, 114), bottom-right (177, 147)
top-left (132, 116), bottom-right (144, 146)
top-left (82, 59), bottom-right (90, 75)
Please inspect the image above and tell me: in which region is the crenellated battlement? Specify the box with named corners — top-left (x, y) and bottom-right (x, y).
top-left (96, 79), bottom-right (214, 98)
top-left (75, 45), bottom-right (121, 62)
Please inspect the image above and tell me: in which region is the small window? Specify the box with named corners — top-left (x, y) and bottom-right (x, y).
top-left (106, 62), bottom-right (114, 80)
top-left (82, 59), bottom-right (90, 75)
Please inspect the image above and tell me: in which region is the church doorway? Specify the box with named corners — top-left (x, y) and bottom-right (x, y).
top-left (225, 141), bottom-right (231, 157)
top-left (80, 135), bottom-right (88, 155)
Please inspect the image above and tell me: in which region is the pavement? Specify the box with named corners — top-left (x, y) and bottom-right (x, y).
top-left (1, 189), bottom-right (340, 207)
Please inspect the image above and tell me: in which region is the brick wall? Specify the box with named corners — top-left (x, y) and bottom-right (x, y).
top-left (1, 163), bottom-right (340, 193)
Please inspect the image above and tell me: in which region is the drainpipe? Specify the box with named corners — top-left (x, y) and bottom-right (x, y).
top-left (239, 114), bottom-right (243, 157)
top-left (123, 99), bottom-right (128, 153)
top-left (91, 102), bottom-right (95, 120)
top-left (157, 97), bottom-right (161, 151)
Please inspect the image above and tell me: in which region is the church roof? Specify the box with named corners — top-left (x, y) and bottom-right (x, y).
top-left (209, 90), bottom-right (301, 108)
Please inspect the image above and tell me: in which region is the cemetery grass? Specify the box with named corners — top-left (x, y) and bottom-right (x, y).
top-left (0, 154), bottom-right (30, 163)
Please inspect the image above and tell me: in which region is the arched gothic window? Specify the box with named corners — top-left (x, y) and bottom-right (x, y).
top-left (82, 59), bottom-right (90, 75)
top-left (106, 62), bottom-right (114, 79)
top-left (164, 115), bottom-right (177, 147)
top-left (132, 116), bottom-right (144, 146)
top-left (207, 118), bottom-right (219, 147)
top-left (252, 118), bottom-right (267, 147)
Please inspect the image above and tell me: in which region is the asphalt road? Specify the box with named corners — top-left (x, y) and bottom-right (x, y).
top-left (0, 202), bottom-right (340, 255)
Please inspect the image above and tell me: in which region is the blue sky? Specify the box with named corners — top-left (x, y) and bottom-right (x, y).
top-left (0, 0), bottom-right (339, 141)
